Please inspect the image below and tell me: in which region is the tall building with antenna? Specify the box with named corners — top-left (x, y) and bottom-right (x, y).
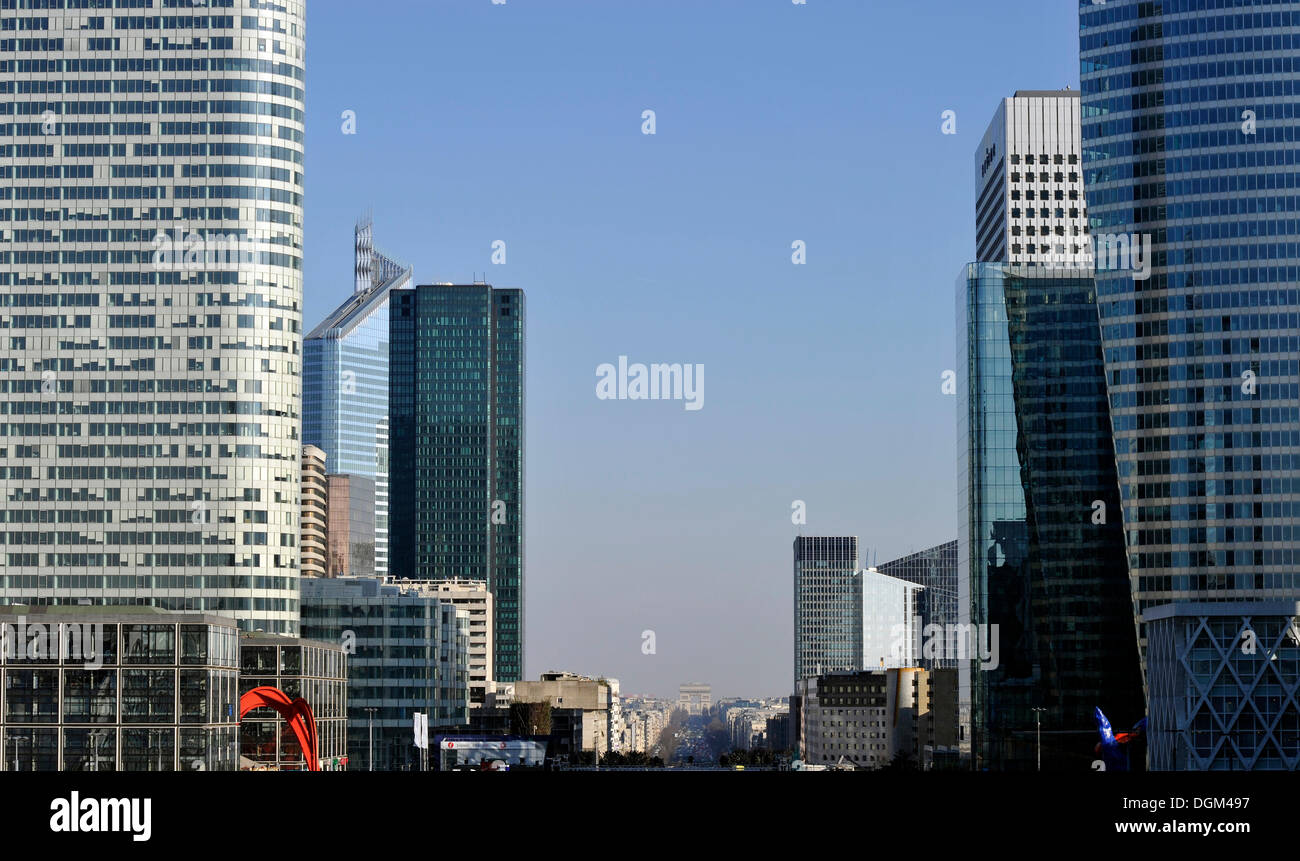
top-left (303, 218), bottom-right (413, 577)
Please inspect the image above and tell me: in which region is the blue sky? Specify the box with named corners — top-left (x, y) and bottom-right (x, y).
top-left (304, 0), bottom-right (1081, 697)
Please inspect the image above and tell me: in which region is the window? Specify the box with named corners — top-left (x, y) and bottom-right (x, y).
top-left (122, 669), bottom-right (175, 723)
top-left (123, 624), bottom-right (175, 664)
top-left (5, 669), bottom-right (58, 723)
top-left (121, 728), bottom-right (175, 771)
top-left (180, 625), bottom-right (208, 665)
top-left (63, 728), bottom-right (116, 772)
top-left (4, 727), bottom-right (57, 771)
top-left (63, 670), bottom-right (117, 723)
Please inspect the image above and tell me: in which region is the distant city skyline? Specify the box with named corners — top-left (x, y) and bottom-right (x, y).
top-left (302, 0), bottom-right (1080, 698)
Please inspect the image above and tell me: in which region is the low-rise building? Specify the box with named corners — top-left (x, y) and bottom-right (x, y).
top-left (618, 696), bottom-right (674, 755)
top-left (238, 633), bottom-right (348, 771)
top-left (509, 671), bottom-right (621, 756)
top-left (392, 579), bottom-right (493, 706)
top-left (300, 576), bottom-right (470, 770)
top-left (0, 606), bottom-right (240, 771)
top-left (795, 667), bottom-right (957, 770)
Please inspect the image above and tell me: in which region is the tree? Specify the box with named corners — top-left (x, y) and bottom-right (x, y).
top-left (509, 701), bottom-right (551, 737)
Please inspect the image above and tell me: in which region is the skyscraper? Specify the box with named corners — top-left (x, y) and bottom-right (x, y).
top-left (956, 89), bottom-right (1143, 769)
top-left (388, 283), bottom-right (525, 681)
top-left (878, 540), bottom-right (959, 665)
top-left (0, 8), bottom-right (306, 632)
top-left (1080, 0), bottom-right (1300, 678)
top-left (793, 536), bottom-right (861, 686)
top-left (303, 218), bottom-right (411, 579)
top-left (975, 90), bottom-right (1089, 267)
top-left (958, 263), bottom-right (1143, 770)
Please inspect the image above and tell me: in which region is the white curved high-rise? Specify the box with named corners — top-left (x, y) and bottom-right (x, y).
top-left (0, 4), bottom-right (307, 633)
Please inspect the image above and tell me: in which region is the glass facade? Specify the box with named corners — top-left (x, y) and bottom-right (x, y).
top-left (325, 473), bottom-right (375, 577)
top-left (299, 576), bottom-right (470, 771)
top-left (238, 633), bottom-right (347, 771)
top-left (303, 219), bottom-right (411, 580)
top-left (878, 540), bottom-right (959, 667)
top-left (958, 263), bottom-right (1143, 770)
top-left (792, 536), bottom-right (861, 685)
top-left (0, 3), bottom-right (307, 633)
top-left (1080, 0), bottom-right (1300, 677)
top-left (862, 568), bottom-right (923, 670)
top-left (0, 610), bottom-right (239, 771)
top-left (388, 284), bottom-right (525, 681)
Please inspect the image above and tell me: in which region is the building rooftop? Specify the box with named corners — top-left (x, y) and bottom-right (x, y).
top-left (0, 605), bottom-right (237, 626)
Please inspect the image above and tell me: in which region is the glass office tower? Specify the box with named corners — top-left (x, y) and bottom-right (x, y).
top-left (958, 264), bottom-right (1143, 770)
top-left (0, 6), bottom-right (306, 633)
top-left (792, 536), bottom-right (861, 686)
top-left (389, 284), bottom-right (525, 681)
top-left (303, 218), bottom-right (410, 578)
top-left (878, 540), bottom-right (960, 666)
top-left (1080, 0), bottom-right (1300, 677)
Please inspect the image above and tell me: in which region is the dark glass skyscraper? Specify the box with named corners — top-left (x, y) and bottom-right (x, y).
top-left (958, 263), bottom-right (1144, 770)
top-left (1080, 0), bottom-right (1300, 676)
top-left (389, 284), bottom-right (525, 681)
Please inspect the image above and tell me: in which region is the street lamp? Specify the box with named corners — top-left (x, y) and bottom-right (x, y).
top-left (1031, 707), bottom-right (1047, 772)
top-left (364, 707), bottom-right (378, 772)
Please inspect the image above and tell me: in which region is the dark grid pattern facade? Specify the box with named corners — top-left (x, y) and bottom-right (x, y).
top-left (793, 536), bottom-right (860, 687)
top-left (959, 264), bottom-right (1143, 770)
top-left (388, 284), bottom-right (524, 681)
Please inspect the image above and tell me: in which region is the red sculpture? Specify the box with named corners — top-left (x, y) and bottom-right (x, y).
top-left (239, 686), bottom-right (321, 772)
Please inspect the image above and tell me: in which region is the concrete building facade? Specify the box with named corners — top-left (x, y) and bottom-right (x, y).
top-left (300, 446), bottom-right (328, 579)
